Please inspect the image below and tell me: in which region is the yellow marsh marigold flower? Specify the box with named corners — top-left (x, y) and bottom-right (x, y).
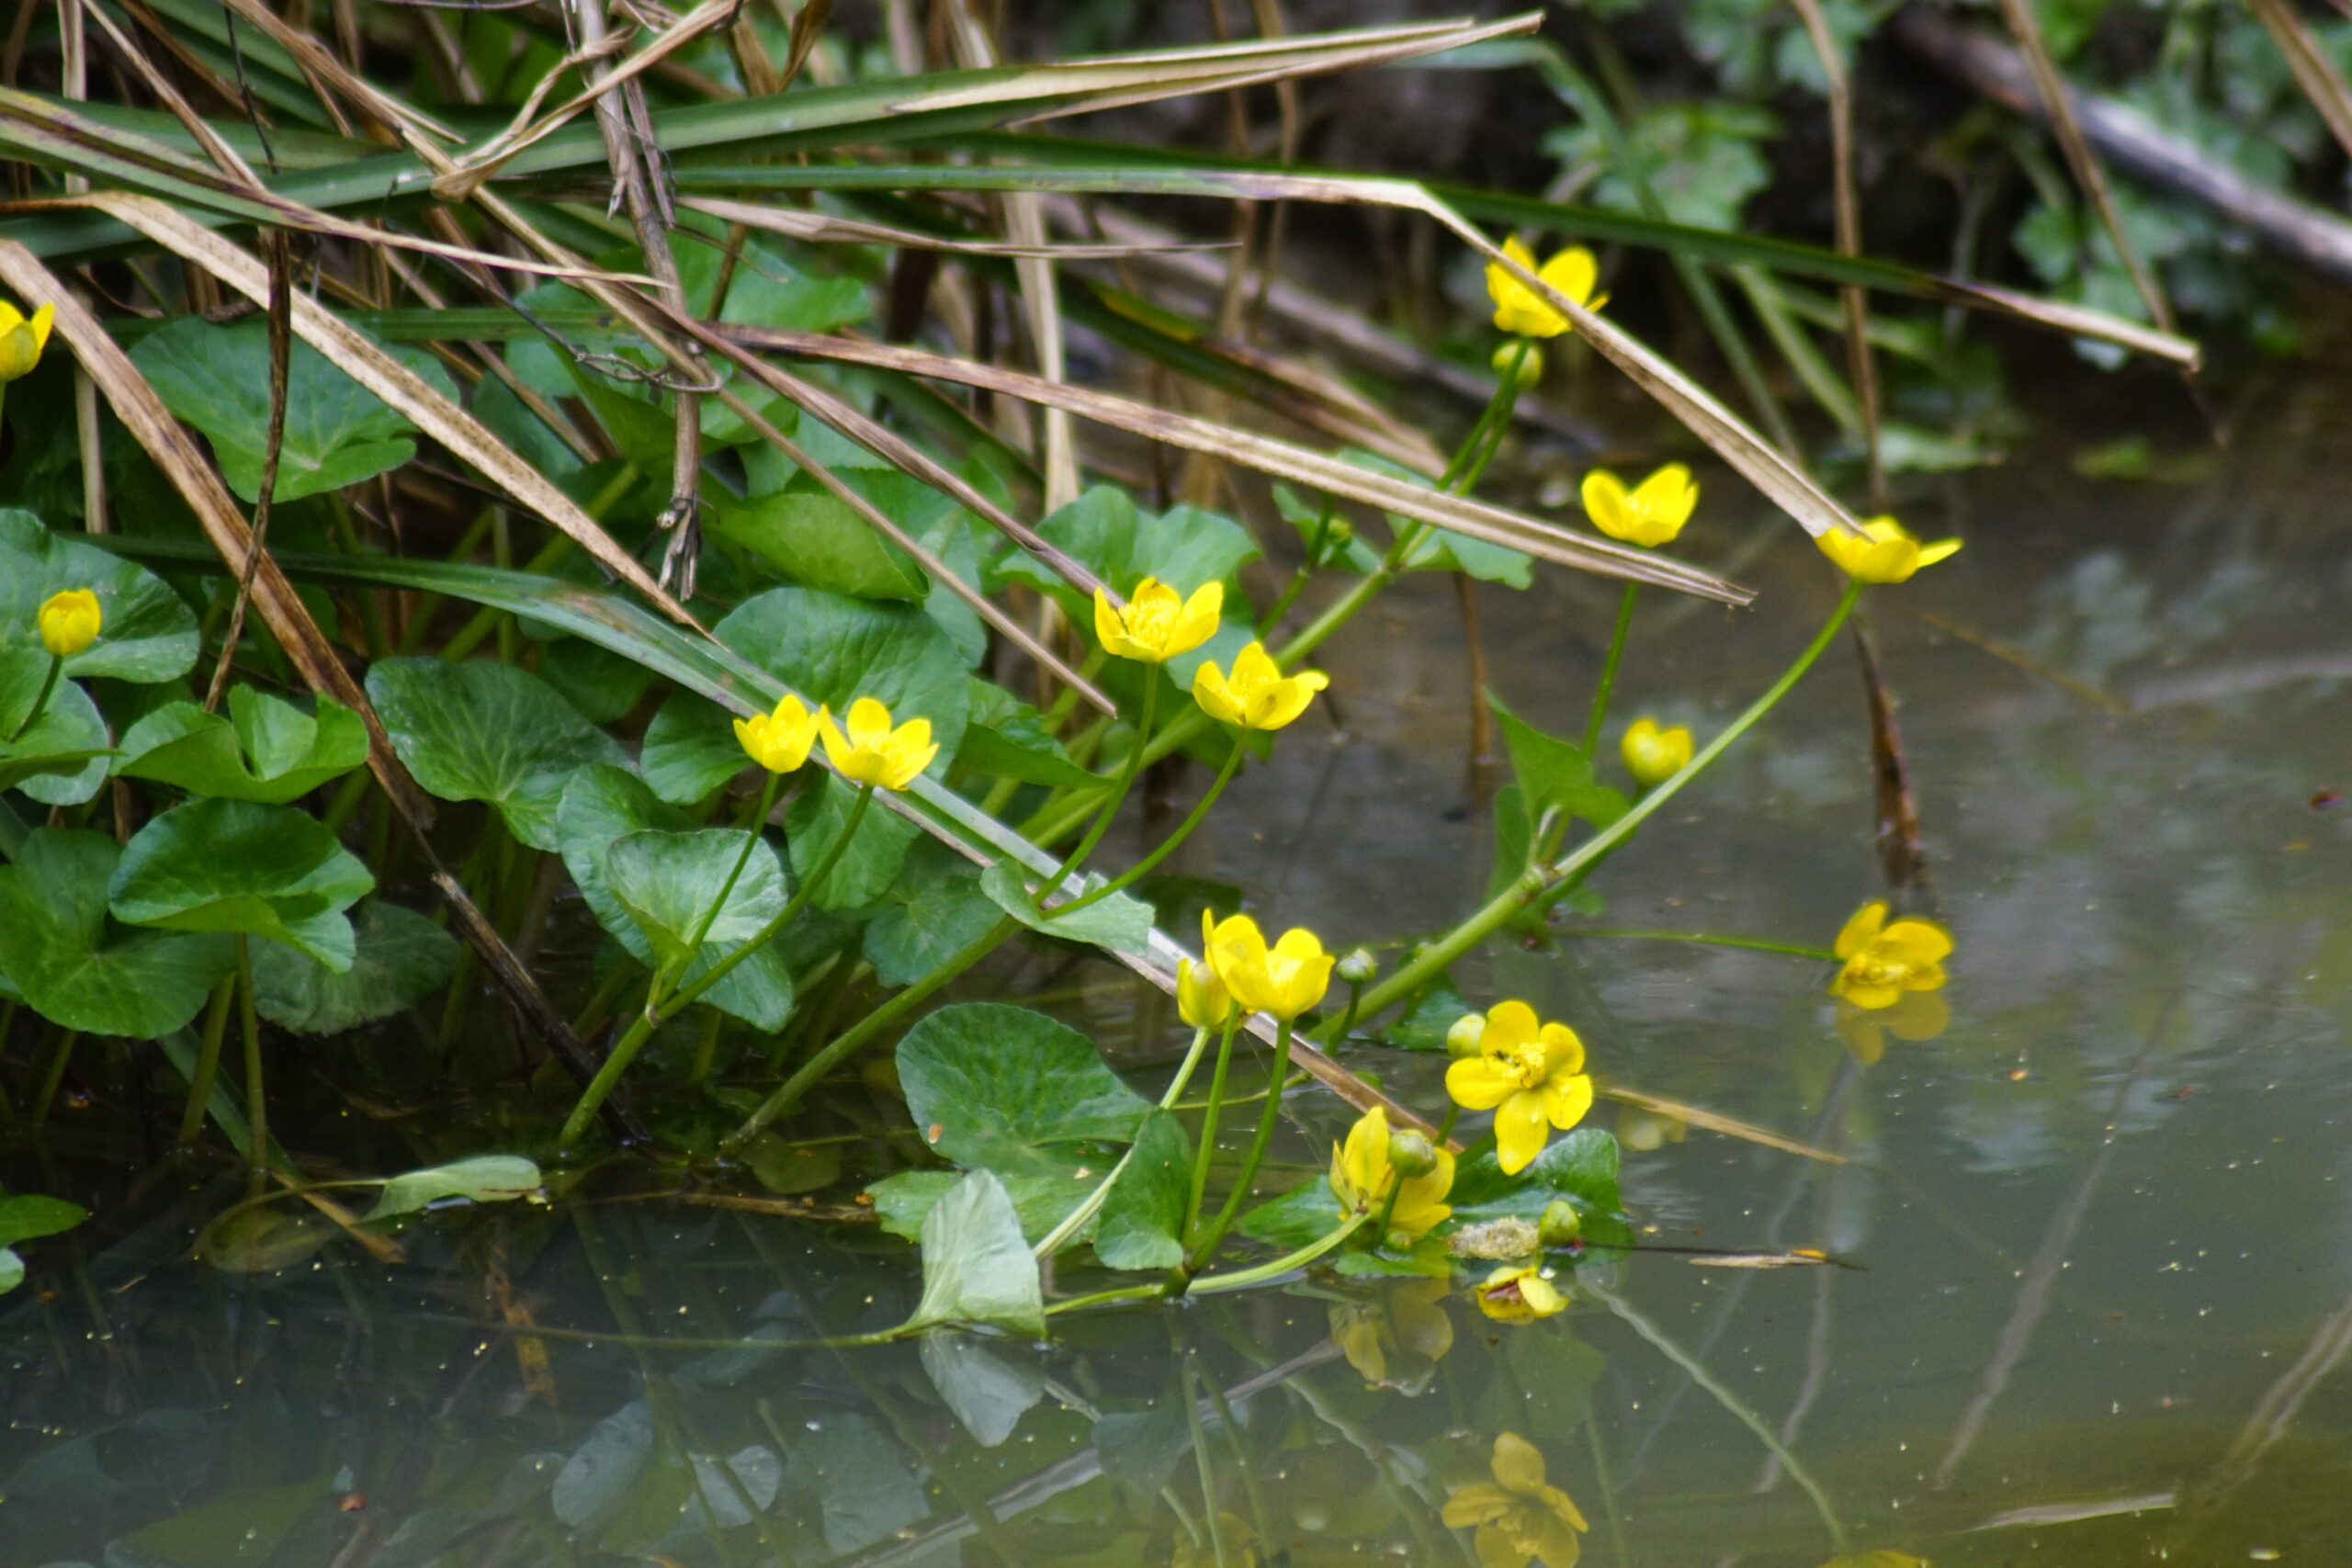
top-left (1191, 641), bottom-right (1329, 732)
top-left (732, 693), bottom-right (821, 774)
top-left (1835, 990), bottom-right (1950, 1066)
top-left (1474, 1263), bottom-right (1567, 1324)
top-left (1330, 1277), bottom-right (1454, 1387)
top-left (1830, 901), bottom-right (1952, 1010)
top-left (1581, 464), bottom-right (1698, 548)
top-left (0, 299), bottom-right (54, 384)
top-left (1176, 955), bottom-right (1235, 1032)
top-left (1486, 237), bottom-right (1606, 339)
top-left (1620, 717), bottom-right (1691, 789)
top-left (1091, 576), bottom-right (1220, 664)
top-left (37, 589), bottom-right (101, 658)
top-left (820, 696), bottom-right (937, 791)
top-left (1203, 909), bottom-right (1334, 1021)
top-left (1816, 515), bottom-right (1962, 584)
top-left (1442, 1432), bottom-right (1589, 1568)
top-left (1171, 1513), bottom-right (1257, 1568)
top-left (1446, 1000), bottom-right (1595, 1177)
top-left (1329, 1105), bottom-right (1454, 1245)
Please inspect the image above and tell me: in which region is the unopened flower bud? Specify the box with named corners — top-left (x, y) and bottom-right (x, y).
top-left (1387, 1128), bottom-right (1437, 1179)
top-left (1538, 1198), bottom-right (1583, 1247)
top-left (1337, 948), bottom-right (1378, 985)
top-left (1446, 1012), bottom-right (1487, 1058)
top-left (1491, 339), bottom-right (1544, 389)
top-left (1177, 956), bottom-right (1235, 1032)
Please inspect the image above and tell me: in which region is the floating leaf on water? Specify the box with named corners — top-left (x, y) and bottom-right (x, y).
top-left (1090, 1109), bottom-right (1193, 1271)
top-left (199, 1206), bottom-right (334, 1273)
top-left (896, 1002), bottom-right (1152, 1179)
top-left (906, 1169), bottom-right (1046, 1337)
top-left (365, 1154), bottom-right (543, 1222)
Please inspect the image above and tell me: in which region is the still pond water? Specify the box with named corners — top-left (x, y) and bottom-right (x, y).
top-left (7, 373), bottom-right (2352, 1567)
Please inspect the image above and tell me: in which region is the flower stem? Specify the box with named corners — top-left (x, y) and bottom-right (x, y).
top-left (1035, 676), bottom-right (1157, 904)
top-left (1182, 1015), bottom-right (1244, 1241)
top-left (1054, 740), bottom-right (1243, 917)
top-left (1341, 580), bottom-right (1865, 1031)
top-left (1051, 1213), bottom-right (1370, 1314)
top-left (1032, 1022), bottom-right (1217, 1261)
top-left (1175, 1019), bottom-right (1294, 1289)
top-left (557, 784), bottom-right (875, 1148)
top-left (6, 652), bottom-right (62, 743)
top-left (176, 972), bottom-right (236, 1147)
top-left (654, 771), bottom-right (781, 1011)
top-left (718, 913), bottom-right (1021, 1155)
top-left (28, 1027), bottom-right (78, 1128)
top-left (1583, 582), bottom-right (1639, 758)
top-left (1566, 927), bottom-right (1838, 961)
top-left (235, 934), bottom-right (266, 1179)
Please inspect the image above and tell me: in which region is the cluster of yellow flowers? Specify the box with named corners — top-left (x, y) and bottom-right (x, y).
top-left (1092, 577), bottom-right (1329, 734)
top-left (733, 693), bottom-right (938, 791)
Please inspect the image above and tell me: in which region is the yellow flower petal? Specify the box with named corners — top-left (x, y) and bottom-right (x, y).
top-left (1491, 1432), bottom-right (1549, 1496)
top-left (1834, 902), bottom-right (1887, 959)
top-left (1877, 919), bottom-right (1953, 964)
top-left (1494, 1090), bottom-right (1552, 1175)
top-left (1536, 1021), bottom-right (1585, 1078)
top-left (1446, 1055), bottom-right (1519, 1111)
top-left (1539, 1073), bottom-right (1593, 1133)
top-left (1442, 1483), bottom-right (1515, 1529)
top-left (1480, 999), bottom-right (1540, 1055)
top-left (36, 588), bottom-right (101, 658)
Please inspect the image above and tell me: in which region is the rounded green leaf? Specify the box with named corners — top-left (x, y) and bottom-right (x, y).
top-left (250, 897), bottom-right (459, 1034)
top-left (1445, 1127), bottom-right (1631, 1247)
top-left (864, 839), bottom-right (1001, 987)
top-left (0, 648), bottom-right (108, 807)
top-left (0, 1191), bottom-right (88, 1248)
top-left (118, 688), bottom-right (368, 804)
top-left (978, 862), bottom-right (1154, 955)
top-left (783, 773), bottom-right (919, 911)
top-left (554, 766), bottom-right (795, 1029)
top-left (639, 694), bottom-right (750, 806)
top-left (129, 318), bottom-right (455, 503)
top-left (907, 1170), bottom-right (1046, 1337)
top-left (109, 797), bottom-right (375, 971)
top-left (896, 1001), bottom-right (1150, 1179)
top-left (367, 657), bottom-right (625, 851)
top-left (708, 481), bottom-right (930, 601)
top-left (0, 828), bottom-right (232, 1037)
top-left (992, 486), bottom-right (1260, 610)
top-left (0, 510), bottom-right (199, 682)
top-left (714, 585), bottom-right (970, 772)
top-left (1091, 1110), bottom-right (1193, 1270)
top-left (603, 826), bottom-right (786, 972)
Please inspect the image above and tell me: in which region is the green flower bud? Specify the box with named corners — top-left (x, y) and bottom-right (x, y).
top-left (1446, 1012), bottom-right (1487, 1058)
top-left (1491, 339), bottom-right (1544, 389)
top-left (1538, 1198), bottom-right (1583, 1247)
top-left (1387, 1128), bottom-right (1438, 1179)
top-left (1336, 948), bottom-right (1378, 985)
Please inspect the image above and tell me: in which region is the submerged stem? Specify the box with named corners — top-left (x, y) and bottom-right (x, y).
top-left (1346, 580), bottom-right (1865, 1029)
top-left (177, 972), bottom-right (236, 1147)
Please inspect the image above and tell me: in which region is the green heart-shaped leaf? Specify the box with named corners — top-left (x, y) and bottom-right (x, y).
top-left (1091, 1110), bottom-right (1193, 1270)
top-left (109, 798), bottom-right (374, 969)
top-left (367, 657), bottom-right (625, 851)
top-left (992, 486), bottom-right (1260, 611)
top-left (554, 766), bottom-right (794, 1029)
top-left (0, 648), bottom-right (108, 806)
top-left (130, 317), bottom-right (456, 502)
top-left (896, 1001), bottom-right (1149, 1179)
top-left (1445, 1127), bottom-right (1630, 1246)
top-left (863, 839), bottom-right (1001, 987)
top-left (250, 897), bottom-right (459, 1034)
top-left (0, 829), bottom-right (232, 1037)
top-left (604, 827), bottom-right (786, 973)
top-left (783, 773), bottom-right (920, 911)
top-left (117, 688), bottom-right (368, 804)
top-left (714, 585), bottom-right (970, 773)
top-left (906, 1170), bottom-right (1046, 1337)
top-left (0, 510), bottom-right (199, 682)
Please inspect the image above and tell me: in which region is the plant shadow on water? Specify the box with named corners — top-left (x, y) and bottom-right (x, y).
top-left (6, 362), bottom-right (2352, 1567)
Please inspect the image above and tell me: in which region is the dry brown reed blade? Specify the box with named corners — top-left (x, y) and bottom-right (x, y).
top-left (723, 326), bottom-right (1755, 603)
